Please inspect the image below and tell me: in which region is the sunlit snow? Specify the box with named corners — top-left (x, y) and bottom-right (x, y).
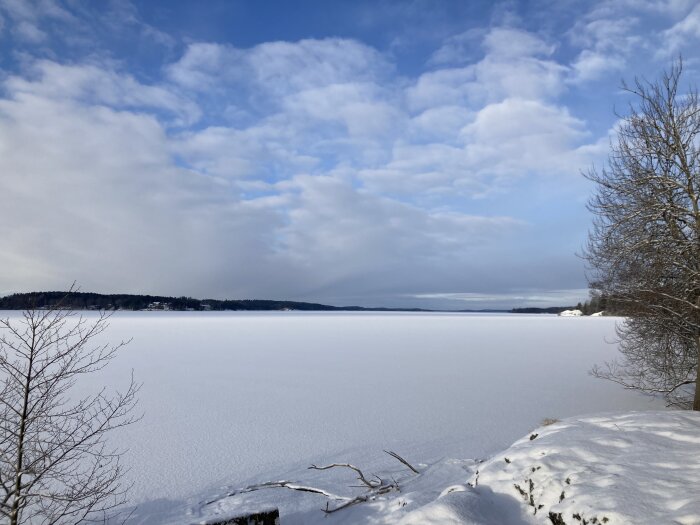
top-left (1, 311), bottom-right (665, 523)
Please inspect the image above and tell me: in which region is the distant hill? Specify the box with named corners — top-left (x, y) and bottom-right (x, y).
top-left (0, 291), bottom-right (583, 313)
top-left (0, 291), bottom-right (432, 312)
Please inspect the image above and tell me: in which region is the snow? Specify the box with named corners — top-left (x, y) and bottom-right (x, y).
top-left (199, 411), bottom-right (700, 525)
top-left (0, 311), bottom-right (668, 523)
top-left (558, 309), bottom-right (583, 316)
top-left (590, 312), bottom-right (604, 317)
top-left (469, 411), bottom-right (700, 524)
top-left (197, 411), bottom-right (700, 525)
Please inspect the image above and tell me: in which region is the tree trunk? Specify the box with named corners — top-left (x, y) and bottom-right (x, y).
top-left (10, 328), bottom-right (35, 525)
top-left (694, 335), bottom-right (700, 411)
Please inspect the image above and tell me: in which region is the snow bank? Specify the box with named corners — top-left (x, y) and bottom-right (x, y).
top-left (399, 411), bottom-right (700, 525)
top-left (467, 410), bottom-right (700, 524)
top-left (558, 309), bottom-right (583, 316)
top-left (194, 411), bottom-right (700, 525)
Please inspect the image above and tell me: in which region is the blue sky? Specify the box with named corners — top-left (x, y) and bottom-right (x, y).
top-left (0, 0), bottom-right (698, 309)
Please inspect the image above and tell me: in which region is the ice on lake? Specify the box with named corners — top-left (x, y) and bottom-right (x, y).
top-left (1, 311), bottom-right (664, 516)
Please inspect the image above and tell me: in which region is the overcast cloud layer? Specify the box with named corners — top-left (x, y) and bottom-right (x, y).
top-left (1, 0), bottom-right (699, 309)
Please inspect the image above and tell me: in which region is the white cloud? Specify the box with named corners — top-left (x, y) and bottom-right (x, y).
top-left (0, 23), bottom-right (611, 305)
top-left (0, 0), bottom-right (36, 21)
top-left (6, 60), bottom-right (201, 125)
top-left (571, 50), bottom-right (625, 82)
top-left (568, 18), bottom-right (637, 82)
top-left (1, 0), bottom-right (175, 48)
top-left (283, 83), bottom-right (402, 139)
top-left (564, 1), bottom-right (700, 82)
top-left (409, 28), bottom-right (567, 112)
top-left (428, 29), bottom-right (483, 66)
top-left (658, 3), bottom-right (700, 56)
top-left (362, 97), bottom-right (601, 197)
top-left (406, 67), bottom-right (477, 112)
top-left (248, 39), bottom-right (392, 95)
top-left (275, 174), bottom-right (523, 294)
top-left (0, 51), bottom-right (532, 302)
top-left (165, 43), bottom-right (243, 92)
top-left (411, 288), bottom-right (590, 306)
top-left (14, 20), bottom-right (45, 42)
top-left (482, 27), bottom-right (555, 58)
top-left (0, 0), bottom-right (76, 43)
top-left (173, 120), bottom-right (319, 181)
top-left (569, 16), bottom-right (638, 51)
top-left (593, 0), bottom-right (694, 17)
top-left (461, 98), bottom-right (594, 177)
top-left (167, 38), bottom-right (392, 101)
top-left (408, 105), bottom-right (474, 143)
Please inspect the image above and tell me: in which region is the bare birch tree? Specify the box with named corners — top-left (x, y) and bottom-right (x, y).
top-left (0, 302), bottom-right (140, 524)
top-left (584, 59), bottom-right (700, 409)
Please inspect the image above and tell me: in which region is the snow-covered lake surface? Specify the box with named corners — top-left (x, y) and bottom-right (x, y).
top-left (0, 311), bottom-right (666, 522)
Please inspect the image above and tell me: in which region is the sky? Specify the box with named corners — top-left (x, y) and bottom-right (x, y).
top-left (0, 0), bottom-right (699, 309)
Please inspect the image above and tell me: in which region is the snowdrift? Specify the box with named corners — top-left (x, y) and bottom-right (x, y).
top-left (412, 411), bottom-right (700, 525)
top-left (196, 411), bottom-right (700, 525)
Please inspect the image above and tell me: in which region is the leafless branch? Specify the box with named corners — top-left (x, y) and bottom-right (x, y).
top-left (0, 288), bottom-right (140, 524)
top-left (383, 450), bottom-right (419, 474)
top-left (308, 463), bottom-right (380, 489)
top-left (583, 58), bottom-right (700, 409)
top-left (202, 480), bottom-right (349, 506)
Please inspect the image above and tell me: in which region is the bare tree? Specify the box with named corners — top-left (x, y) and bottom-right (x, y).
top-left (0, 301), bottom-right (140, 524)
top-left (584, 58), bottom-right (700, 409)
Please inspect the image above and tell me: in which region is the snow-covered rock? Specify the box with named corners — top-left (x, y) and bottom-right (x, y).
top-left (591, 311), bottom-right (604, 317)
top-left (558, 309), bottom-right (583, 316)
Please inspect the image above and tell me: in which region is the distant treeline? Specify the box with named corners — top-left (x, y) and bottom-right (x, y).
top-left (0, 291), bottom-right (616, 314)
top-left (575, 294), bottom-right (625, 315)
top-left (0, 291), bottom-right (428, 312)
top-left (510, 306), bottom-right (574, 314)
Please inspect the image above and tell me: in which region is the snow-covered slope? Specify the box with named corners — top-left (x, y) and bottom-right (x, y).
top-left (468, 411), bottom-right (700, 525)
top-left (193, 411), bottom-right (700, 525)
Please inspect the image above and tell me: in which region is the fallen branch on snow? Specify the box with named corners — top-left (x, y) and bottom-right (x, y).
top-left (203, 450), bottom-right (420, 514)
top-left (203, 481), bottom-right (348, 506)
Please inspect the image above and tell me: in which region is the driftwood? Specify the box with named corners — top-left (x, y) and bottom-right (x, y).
top-left (320, 482), bottom-right (397, 514)
top-left (203, 450), bottom-right (420, 515)
top-left (203, 481), bottom-right (347, 506)
top-left (307, 463), bottom-right (383, 489)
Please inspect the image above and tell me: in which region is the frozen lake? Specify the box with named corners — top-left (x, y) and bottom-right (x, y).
top-left (0, 311), bottom-right (665, 519)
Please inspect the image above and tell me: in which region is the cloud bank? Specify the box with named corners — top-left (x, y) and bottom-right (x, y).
top-left (0, 1), bottom-right (698, 308)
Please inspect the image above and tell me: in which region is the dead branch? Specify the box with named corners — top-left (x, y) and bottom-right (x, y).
top-left (308, 463), bottom-right (380, 488)
top-left (203, 481), bottom-right (348, 506)
top-left (322, 483), bottom-right (397, 514)
top-left (203, 450), bottom-right (421, 515)
top-left (384, 450), bottom-right (420, 473)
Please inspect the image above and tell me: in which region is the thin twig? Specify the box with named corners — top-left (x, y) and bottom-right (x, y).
top-left (384, 450), bottom-right (419, 474)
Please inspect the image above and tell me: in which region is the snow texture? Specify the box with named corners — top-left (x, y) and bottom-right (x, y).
top-left (470, 411), bottom-right (700, 524)
top-left (0, 312), bottom-right (667, 523)
top-left (199, 411), bottom-right (700, 525)
top-left (558, 310), bottom-right (583, 317)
